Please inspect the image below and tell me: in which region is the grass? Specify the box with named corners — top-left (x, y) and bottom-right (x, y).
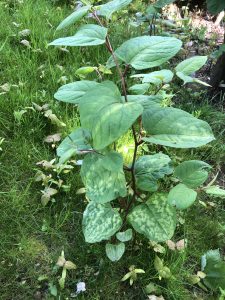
top-left (0, 0), bottom-right (225, 299)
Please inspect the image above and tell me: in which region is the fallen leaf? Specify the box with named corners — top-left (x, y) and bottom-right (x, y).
top-left (44, 133), bottom-right (61, 143)
top-left (36, 159), bottom-right (55, 169)
top-left (176, 239), bottom-right (185, 251)
top-left (148, 295), bottom-right (165, 300)
top-left (166, 240), bottom-right (176, 250)
top-left (19, 29), bottom-right (31, 37)
top-left (44, 110), bottom-right (66, 127)
top-left (166, 239), bottom-right (185, 251)
top-left (0, 83), bottom-right (10, 92)
top-left (20, 39), bottom-right (31, 48)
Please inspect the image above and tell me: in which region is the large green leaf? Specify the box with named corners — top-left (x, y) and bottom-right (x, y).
top-left (134, 153), bottom-right (173, 192)
top-left (80, 152), bottom-right (127, 203)
top-left (105, 242), bottom-right (125, 261)
top-left (79, 81), bottom-right (143, 150)
top-left (54, 81), bottom-right (99, 104)
top-left (207, 0), bottom-right (225, 14)
top-left (201, 249), bottom-right (225, 290)
top-left (174, 160), bottom-right (211, 188)
top-left (57, 128), bottom-right (92, 164)
top-left (49, 24), bottom-right (107, 46)
top-left (142, 106), bottom-right (215, 148)
top-left (127, 193), bottom-right (176, 242)
top-left (82, 202), bottom-right (122, 243)
top-left (126, 94), bottom-right (162, 110)
top-left (56, 6), bottom-right (91, 31)
top-left (168, 183), bottom-right (197, 210)
top-left (96, 0), bottom-right (132, 19)
top-left (131, 69), bottom-right (174, 85)
top-left (175, 56), bottom-right (207, 75)
top-left (107, 36), bottom-right (182, 70)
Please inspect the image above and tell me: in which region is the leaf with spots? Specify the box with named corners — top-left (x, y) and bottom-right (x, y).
top-left (127, 193), bottom-right (177, 242)
top-left (105, 242), bottom-right (125, 261)
top-left (80, 152), bottom-right (127, 203)
top-left (134, 153), bottom-right (173, 192)
top-left (82, 202), bottom-right (122, 243)
top-left (174, 160), bottom-right (211, 188)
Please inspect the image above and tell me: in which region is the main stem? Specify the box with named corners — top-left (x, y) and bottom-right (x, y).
top-left (93, 12), bottom-right (140, 222)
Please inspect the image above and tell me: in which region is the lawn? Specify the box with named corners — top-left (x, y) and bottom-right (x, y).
top-left (0, 0), bottom-right (225, 299)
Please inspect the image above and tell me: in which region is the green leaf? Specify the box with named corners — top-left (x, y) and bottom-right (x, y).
top-left (127, 193), bottom-right (176, 242)
top-left (202, 249), bottom-right (225, 290)
top-left (54, 80), bottom-right (99, 104)
top-left (131, 69), bottom-right (174, 85)
top-left (116, 229), bottom-right (133, 242)
top-left (105, 242), bottom-right (125, 261)
top-left (80, 152), bottom-right (127, 203)
top-left (154, 256), bottom-right (172, 279)
top-left (49, 24), bottom-right (107, 46)
top-left (75, 66), bottom-right (95, 78)
top-left (176, 72), bottom-right (210, 86)
top-left (168, 183), bottom-right (197, 210)
top-left (174, 160), bottom-right (211, 188)
top-left (126, 94), bottom-right (162, 110)
top-left (96, 0), bottom-right (132, 19)
top-left (128, 83), bottom-right (149, 95)
top-left (56, 6), bottom-right (91, 31)
top-left (83, 202), bottom-right (122, 243)
top-left (205, 186), bottom-right (225, 199)
top-left (79, 81), bottom-right (143, 150)
top-left (207, 0), bottom-right (225, 14)
top-left (175, 56), bottom-right (207, 76)
top-left (142, 106), bottom-right (215, 148)
top-left (134, 153), bottom-right (173, 192)
top-left (57, 128), bottom-right (92, 164)
top-left (107, 36), bottom-right (182, 70)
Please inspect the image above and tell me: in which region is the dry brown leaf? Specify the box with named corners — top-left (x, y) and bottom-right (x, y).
top-left (148, 296), bottom-right (165, 300)
top-left (44, 133), bottom-right (61, 143)
top-left (20, 39), bottom-right (31, 48)
top-left (166, 240), bottom-right (176, 250)
top-left (19, 29), bottom-right (31, 37)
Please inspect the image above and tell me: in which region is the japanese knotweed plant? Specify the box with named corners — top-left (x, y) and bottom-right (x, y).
top-left (49, 0), bottom-right (219, 261)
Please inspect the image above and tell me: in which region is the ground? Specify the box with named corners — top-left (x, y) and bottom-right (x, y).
top-left (0, 1), bottom-right (224, 299)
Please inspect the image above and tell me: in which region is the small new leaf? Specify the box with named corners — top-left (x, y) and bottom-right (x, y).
top-left (105, 243), bottom-right (125, 262)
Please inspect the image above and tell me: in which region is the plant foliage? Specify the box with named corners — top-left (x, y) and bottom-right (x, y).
top-left (49, 0), bottom-right (217, 262)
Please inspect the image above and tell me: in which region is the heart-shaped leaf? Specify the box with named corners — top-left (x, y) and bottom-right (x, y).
top-left (105, 242), bottom-right (125, 261)
top-left (83, 202), bottom-right (122, 243)
top-left (168, 183), bottom-right (197, 210)
top-left (128, 193), bottom-right (176, 242)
